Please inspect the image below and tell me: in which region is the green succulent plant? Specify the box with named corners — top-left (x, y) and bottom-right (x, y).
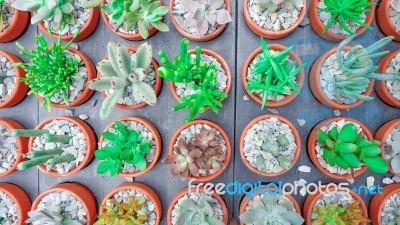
top-left (313, 201), bottom-right (370, 225)
top-left (247, 37), bottom-right (305, 110)
top-left (26, 205), bottom-right (82, 225)
top-left (317, 0), bottom-right (373, 35)
top-left (240, 193), bottom-right (304, 225)
top-left (317, 122), bottom-right (388, 174)
top-left (256, 133), bottom-right (292, 172)
top-left (13, 129), bottom-right (76, 171)
top-left (176, 195), bottom-right (224, 225)
top-left (87, 42), bottom-right (157, 120)
top-left (388, 217), bottom-right (400, 225)
top-left (95, 121), bottom-right (151, 176)
top-left (0, 0), bottom-right (4, 31)
top-left (254, 0), bottom-right (299, 11)
top-left (158, 38), bottom-right (228, 123)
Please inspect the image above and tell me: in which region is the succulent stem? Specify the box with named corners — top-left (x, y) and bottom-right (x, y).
top-left (13, 129), bottom-right (49, 137)
top-left (17, 155), bottom-right (53, 170)
top-left (43, 133), bottom-right (72, 144)
top-left (25, 148), bottom-right (64, 159)
top-left (47, 154), bottom-right (76, 167)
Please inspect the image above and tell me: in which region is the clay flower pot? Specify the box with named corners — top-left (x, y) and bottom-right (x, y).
top-left (375, 118), bottom-right (400, 176)
top-left (309, 0), bottom-right (375, 42)
top-left (168, 48), bottom-right (232, 106)
top-left (168, 119), bottom-right (232, 182)
top-left (0, 118), bottom-right (28, 178)
top-left (28, 116), bottom-right (96, 177)
top-left (240, 114), bottom-right (301, 177)
top-left (309, 46), bottom-right (375, 110)
top-left (303, 185), bottom-right (368, 225)
top-left (169, 0), bottom-right (231, 42)
top-left (98, 116), bottom-right (163, 177)
top-left (0, 9), bottom-right (29, 43)
top-left (0, 50), bottom-right (28, 108)
top-left (34, 47), bottom-right (96, 109)
top-left (370, 184), bottom-right (400, 225)
top-left (242, 44), bottom-right (305, 107)
top-left (37, 8), bottom-right (100, 42)
top-left (0, 183), bottom-right (31, 225)
top-left (243, 0), bottom-right (306, 39)
top-left (376, 49), bottom-right (400, 108)
top-left (167, 186), bottom-right (228, 225)
top-left (377, 0), bottom-right (400, 42)
top-left (32, 182), bottom-right (97, 224)
top-left (100, 182), bottom-right (162, 225)
top-left (308, 117), bottom-right (371, 180)
top-left (99, 46), bottom-right (162, 110)
top-left (101, 0), bottom-right (161, 41)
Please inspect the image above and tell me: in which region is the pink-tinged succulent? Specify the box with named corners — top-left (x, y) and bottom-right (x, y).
top-left (204, 148), bottom-right (226, 175)
top-left (192, 127), bottom-right (220, 150)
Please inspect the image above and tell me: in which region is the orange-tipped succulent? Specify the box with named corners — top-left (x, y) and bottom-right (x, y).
top-left (313, 201), bottom-right (370, 225)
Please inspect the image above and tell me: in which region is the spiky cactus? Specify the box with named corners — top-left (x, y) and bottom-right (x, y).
top-left (87, 42), bottom-right (157, 120)
top-left (26, 205), bottom-right (82, 225)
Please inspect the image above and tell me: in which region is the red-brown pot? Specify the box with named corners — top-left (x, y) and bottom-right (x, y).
top-left (167, 119), bottom-right (232, 182)
top-left (32, 182), bottom-right (97, 225)
top-left (377, 0), bottom-right (400, 42)
top-left (167, 186), bottom-right (228, 225)
top-left (98, 116), bottom-right (162, 178)
top-left (309, 0), bottom-right (375, 42)
top-left (99, 182), bottom-right (162, 225)
top-left (240, 114), bottom-right (301, 177)
top-left (0, 50), bottom-right (28, 108)
top-left (28, 116), bottom-right (96, 177)
top-left (242, 44), bottom-right (305, 107)
top-left (243, 0), bottom-right (306, 39)
top-left (0, 183), bottom-right (31, 225)
top-left (308, 117), bottom-right (371, 180)
top-left (375, 118), bottom-right (400, 176)
top-left (0, 9), bottom-right (29, 42)
top-left (309, 46), bottom-right (375, 110)
top-left (376, 49), bottom-right (400, 108)
top-left (370, 184), bottom-right (400, 225)
top-left (169, 0), bottom-right (231, 42)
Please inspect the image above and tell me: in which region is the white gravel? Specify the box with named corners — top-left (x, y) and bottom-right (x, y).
top-left (384, 125), bottom-right (400, 173)
top-left (389, 2), bottom-right (400, 33)
top-left (0, 123), bottom-right (17, 174)
top-left (385, 52), bottom-right (400, 101)
top-left (311, 191), bottom-right (355, 222)
top-left (0, 54), bottom-right (16, 103)
top-left (381, 192), bottom-right (400, 224)
top-left (0, 0), bottom-right (14, 33)
top-left (0, 191), bottom-right (18, 225)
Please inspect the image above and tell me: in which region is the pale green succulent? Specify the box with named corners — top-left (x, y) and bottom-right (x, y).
top-left (240, 194), bottom-right (304, 225)
top-left (12, 0), bottom-right (75, 29)
top-left (254, 0), bottom-right (298, 11)
top-left (26, 205), bottom-right (82, 225)
top-left (176, 195), bottom-right (224, 225)
top-left (87, 42), bottom-right (157, 120)
top-left (256, 133), bottom-right (292, 172)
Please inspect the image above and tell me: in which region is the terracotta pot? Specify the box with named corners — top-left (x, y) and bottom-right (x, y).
top-left (98, 46), bottom-right (162, 111)
top-left (0, 50), bottom-right (28, 108)
top-left (167, 186), bottom-right (228, 225)
top-left (101, 0), bottom-right (161, 41)
top-left (243, 0), bottom-right (306, 39)
top-left (98, 116), bottom-right (163, 177)
top-left (309, 46), bottom-right (375, 110)
top-left (168, 119), bottom-right (232, 182)
top-left (239, 186), bottom-right (301, 225)
top-left (0, 118), bottom-right (29, 178)
top-left (377, 0), bottom-right (400, 42)
top-left (37, 8), bottom-right (100, 42)
top-left (370, 184), bottom-right (400, 225)
top-left (32, 182), bottom-right (97, 224)
top-left (28, 116), bottom-right (96, 177)
top-left (168, 48), bottom-right (231, 107)
top-left (0, 9), bottom-right (29, 42)
top-left (240, 114), bottom-right (301, 176)
top-left (242, 44), bottom-right (305, 107)
top-left (169, 0), bottom-right (231, 42)
top-left (0, 183), bottom-right (31, 225)
top-left (34, 47), bottom-right (96, 109)
top-left (309, 0), bottom-right (375, 42)
top-left (308, 117), bottom-right (371, 180)
top-left (100, 182), bottom-right (162, 225)
top-left (376, 49), bottom-right (400, 108)
top-left (375, 118), bottom-right (400, 176)
top-left (303, 185), bottom-right (368, 225)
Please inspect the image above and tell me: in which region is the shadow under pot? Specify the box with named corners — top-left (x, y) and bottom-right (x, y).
top-left (376, 49), bottom-right (400, 108)
top-left (370, 184), bottom-right (400, 225)
top-left (167, 186), bottom-right (228, 225)
top-left (243, 0), bottom-right (306, 39)
top-left (15, 116), bottom-right (96, 177)
top-left (375, 118), bottom-right (400, 176)
top-left (242, 44), bottom-right (305, 108)
top-left (303, 185), bottom-right (369, 225)
top-left (0, 183), bottom-right (31, 225)
top-left (29, 182), bottom-right (97, 225)
top-left (240, 114), bottom-right (301, 177)
top-left (377, 0), bottom-right (400, 42)
top-left (97, 182), bottom-right (162, 225)
top-left (308, 0), bottom-right (375, 42)
top-left (0, 3), bottom-right (29, 43)
top-left (0, 50), bottom-right (28, 108)
top-left (163, 119), bottom-right (232, 182)
top-left (97, 116), bottom-right (162, 178)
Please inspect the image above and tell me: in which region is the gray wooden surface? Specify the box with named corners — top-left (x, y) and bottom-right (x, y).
top-left (0, 0), bottom-right (399, 224)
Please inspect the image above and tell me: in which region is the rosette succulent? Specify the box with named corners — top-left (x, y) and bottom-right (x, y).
top-left (26, 205), bottom-right (82, 225)
top-left (313, 201), bottom-right (370, 225)
top-left (254, 0), bottom-right (301, 11)
top-left (176, 195), bottom-right (224, 225)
